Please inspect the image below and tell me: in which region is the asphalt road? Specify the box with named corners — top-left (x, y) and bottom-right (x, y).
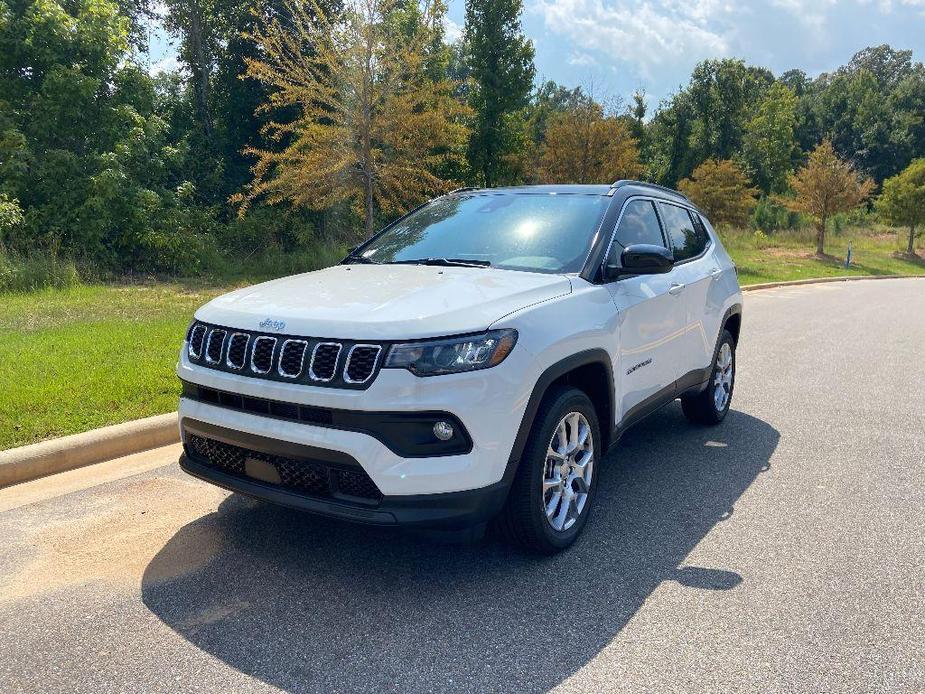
top-left (1, 278), bottom-right (923, 693)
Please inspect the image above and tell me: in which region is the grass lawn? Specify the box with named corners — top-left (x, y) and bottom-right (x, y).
top-left (0, 284), bottom-right (225, 449)
top-left (720, 227), bottom-right (925, 284)
top-left (1, 228), bottom-right (923, 450)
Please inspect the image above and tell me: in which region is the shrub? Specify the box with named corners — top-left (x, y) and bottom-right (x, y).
top-left (0, 249), bottom-right (83, 292)
top-left (751, 196), bottom-right (801, 231)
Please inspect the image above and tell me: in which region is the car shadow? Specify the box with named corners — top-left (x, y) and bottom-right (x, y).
top-left (142, 404), bottom-right (778, 692)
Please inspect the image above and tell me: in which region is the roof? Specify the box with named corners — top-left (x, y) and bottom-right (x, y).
top-left (448, 184), bottom-right (613, 196)
top-left (445, 181), bottom-right (690, 202)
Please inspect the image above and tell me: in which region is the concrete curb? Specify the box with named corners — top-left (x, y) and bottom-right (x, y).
top-left (0, 413), bottom-right (179, 488)
top-left (2, 273), bottom-right (922, 488)
top-left (741, 274), bottom-right (918, 292)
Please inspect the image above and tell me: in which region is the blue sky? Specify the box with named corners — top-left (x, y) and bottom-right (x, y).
top-left (147, 0), bottom-right (925, 107)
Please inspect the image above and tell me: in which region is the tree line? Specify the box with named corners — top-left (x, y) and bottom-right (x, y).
top-left (1, 0), bottom-right (923, 278)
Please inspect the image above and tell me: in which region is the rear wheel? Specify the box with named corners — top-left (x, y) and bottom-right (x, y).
top-left (499, 386), bottom-right (600, 554)
top-left (682, 329), bottom-right (735, 425)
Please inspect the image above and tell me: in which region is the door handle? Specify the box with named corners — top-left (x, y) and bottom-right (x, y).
top-left (668, 282), bottom-right (685, 296)
top-left (710, 267), bottom-right (723, 280)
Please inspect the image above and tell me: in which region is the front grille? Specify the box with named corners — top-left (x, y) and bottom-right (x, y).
top-left (187, 434), bottom-right (245, 475)
top-left (185, 433), bottom-right (382, 502)
top-left (185, 322), bottom-right (385, 389)
top-left (251, 336), bottom-right (276, 374)
top-left (188, 324), bottom-right (207, 359)
top-left (226, 333), bottom-right (249, 370)
top-left (345, 345), bottom-right (381, 384)
top-left (278, 340), bottom-right (308, 378)
top-left (205, 329), bottom-right (226, 364)
top-left (310, 343), bottom-right (341, 381)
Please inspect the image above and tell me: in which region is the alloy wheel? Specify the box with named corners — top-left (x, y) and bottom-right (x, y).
top-left (542, 412), bottom-right (594, 532)
top-left (713, 342), bottom-right (734, 412)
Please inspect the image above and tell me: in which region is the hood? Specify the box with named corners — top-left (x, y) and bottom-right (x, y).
top-left (197, 264), bottom-right (572, 340)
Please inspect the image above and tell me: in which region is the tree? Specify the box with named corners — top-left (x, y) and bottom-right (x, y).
top-left (678, 159), bottom-right (758, 227)
top-left (539, 101), bottom-right (642, 184)
top-left (236, 0), bottom-right (470, 236)
top-left (741, 82), bottom-right (798, 194)
top-left (780, 140), bottom-right (875, 256)
top-left (463, 0), bottom-right (534, 187)
top-left (876, 159), bottom-right (925, 257)
top-left (797, 47), bottom-right (925, 183)
top-left (0, 194), bottom-right (25, 246)
top-left (161, 0), bottom-right (224, 144)
top-left (628, 89), bottom-right (647, 144)
top-left (645, 59), bottom-right (773, 186)
top-left (685, 59), bottom-right (775, 171)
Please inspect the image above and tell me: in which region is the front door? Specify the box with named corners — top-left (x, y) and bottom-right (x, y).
top-left (603, 198), bottom-right (688, 424)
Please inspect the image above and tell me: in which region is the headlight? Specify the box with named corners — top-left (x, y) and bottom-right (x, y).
top-left (384, 329), bottom-right (517, 376)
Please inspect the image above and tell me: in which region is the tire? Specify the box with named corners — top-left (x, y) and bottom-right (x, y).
top-left (681, 328), bottom-right (736, 425)
top-left (498, 386), bottom-right (601, 554)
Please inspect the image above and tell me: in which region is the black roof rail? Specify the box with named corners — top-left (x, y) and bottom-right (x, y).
top-left (610, 179), bottom-right (690, 202)
top-left (445, 186), bottom-right (481, 195)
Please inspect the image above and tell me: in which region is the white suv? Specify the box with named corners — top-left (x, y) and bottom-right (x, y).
top-left (177, 181), bottom-right (742, 553)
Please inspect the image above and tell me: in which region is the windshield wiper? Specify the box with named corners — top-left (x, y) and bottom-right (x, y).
top-left (342, 253), bottom-right (380, 265)
top-left (390, 257), bottom-right (491, 268)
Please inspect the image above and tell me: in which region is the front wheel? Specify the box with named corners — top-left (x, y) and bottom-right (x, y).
top-left (682, 329), bottom-right (736, 425)
top-left (498, 386), bottom-right (601, 554)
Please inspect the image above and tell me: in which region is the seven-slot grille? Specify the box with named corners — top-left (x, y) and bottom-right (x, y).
top-left (186, 434), bottom-right (382, 502)
top-left (186, 322), bottom-right (385, 389)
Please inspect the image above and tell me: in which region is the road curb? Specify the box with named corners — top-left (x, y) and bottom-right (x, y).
top-left (741, 274), bottom-right (918, 292)
top-left (0, 413), bottom-right (179, 488)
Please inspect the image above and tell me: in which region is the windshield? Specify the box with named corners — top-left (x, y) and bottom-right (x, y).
top-left (356, 193), bottom-right (610, 274)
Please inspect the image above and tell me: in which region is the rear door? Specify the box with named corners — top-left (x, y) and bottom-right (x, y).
top-left (656, 202), bottom-right (716, 385)
top-left (604, 198), bottom-right (687, 423)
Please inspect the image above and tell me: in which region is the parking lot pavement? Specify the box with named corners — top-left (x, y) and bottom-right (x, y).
top-left (1, 278), bottom-right (923, 693)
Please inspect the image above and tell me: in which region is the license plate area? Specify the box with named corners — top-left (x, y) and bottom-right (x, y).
top-left (244, 456), bottom-right (282, 484)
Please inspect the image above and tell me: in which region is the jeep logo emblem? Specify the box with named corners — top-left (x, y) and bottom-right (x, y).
top-left (258, 318), bottom-right (286, 332)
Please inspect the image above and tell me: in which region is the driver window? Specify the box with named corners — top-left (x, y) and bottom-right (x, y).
top-left (606, 200), bottom-right (665, 267)
top-left (614, 200), bottom-right (665, 248)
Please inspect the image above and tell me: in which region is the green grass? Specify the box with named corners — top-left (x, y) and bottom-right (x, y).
top-left (0, 284), bottom-right (225, 449)
top-left (721, 227), bottom-right (925, 284)
top-left (1, 228), bottom-right (923, 450)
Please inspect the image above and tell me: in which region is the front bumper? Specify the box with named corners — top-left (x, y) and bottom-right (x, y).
top-left (179, 418), bottom-right (510, 529)
top-left (177, 342), bottom-right (532, 496)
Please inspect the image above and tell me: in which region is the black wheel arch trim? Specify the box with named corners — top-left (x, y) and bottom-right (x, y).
top-left (503, 349), bottom-right (615, 486)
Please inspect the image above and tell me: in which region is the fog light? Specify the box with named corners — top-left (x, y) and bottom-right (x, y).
top-left (433, 421), bottom-right (454, 441)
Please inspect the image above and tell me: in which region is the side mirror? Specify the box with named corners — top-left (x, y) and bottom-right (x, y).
top-left (604, 244), bottom-right (674, 281)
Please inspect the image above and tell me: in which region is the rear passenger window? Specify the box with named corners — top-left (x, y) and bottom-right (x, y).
top-left (613, 200), bottom-right (665, 249)
top-left (659, 203), bottom-right (709, 262)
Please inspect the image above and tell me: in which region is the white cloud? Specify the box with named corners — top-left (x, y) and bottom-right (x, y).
top-left (443, 16), bottom-right (463, 43)
top-left (532, 0), bottom-right (733, 79)
top-left (769, 0), bottom-right (836, 26)
top-left (568, 51), bottom-right (598, 66)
